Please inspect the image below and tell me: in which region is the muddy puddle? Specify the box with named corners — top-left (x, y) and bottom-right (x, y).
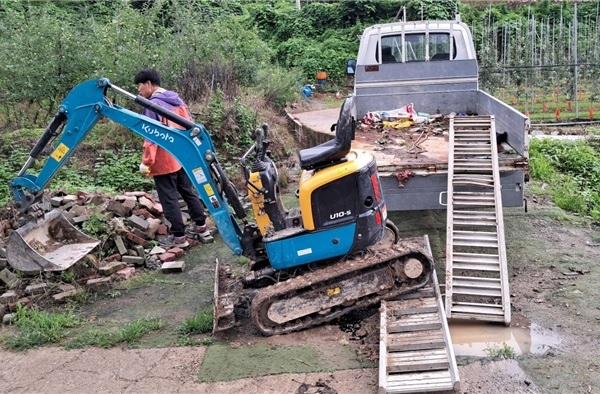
top-left (449, 313), bottom-right (561, 357)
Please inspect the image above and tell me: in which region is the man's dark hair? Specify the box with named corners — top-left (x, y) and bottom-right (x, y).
top-left (134, 68), bottom-right (161, 86)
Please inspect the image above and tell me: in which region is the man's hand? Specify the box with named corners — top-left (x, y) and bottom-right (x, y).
top-left (139, 163), bottom-right (150, 176)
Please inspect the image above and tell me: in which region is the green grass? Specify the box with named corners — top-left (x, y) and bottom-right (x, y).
top-left (4, 305), bottom-right (80, 351)
top-left (484, 342), bottom-right (515, 359)
top-left (175, 305), bottom-right (214, 336)
top-left (66, 317), bottom-right (163, 349)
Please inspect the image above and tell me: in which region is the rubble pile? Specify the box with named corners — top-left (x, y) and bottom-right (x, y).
top-left (0, 190), bottom-right (212, 323)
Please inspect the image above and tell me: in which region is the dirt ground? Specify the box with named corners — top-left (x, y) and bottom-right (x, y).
top-left (1, 185), bottom-right (599, 393)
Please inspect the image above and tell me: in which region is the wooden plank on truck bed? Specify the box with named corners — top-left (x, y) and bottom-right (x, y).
top-left (379, 236), bottom-right (460, 393)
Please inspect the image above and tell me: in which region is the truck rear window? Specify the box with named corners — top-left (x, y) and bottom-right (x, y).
top-left (378, 33), bottom-right (454, 63)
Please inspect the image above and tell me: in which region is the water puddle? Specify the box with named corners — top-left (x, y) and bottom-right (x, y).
top-left (449, 314), bottom-right (561, 357)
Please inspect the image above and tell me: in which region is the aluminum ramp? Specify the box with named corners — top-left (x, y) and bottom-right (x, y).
top-left (444, 115), bottom-right (511, 325)
top-left (379, 236), bottom-right (460, 394)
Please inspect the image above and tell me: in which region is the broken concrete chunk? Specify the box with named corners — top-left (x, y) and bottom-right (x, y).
top-left (149, 246), bottom-right (166, 255)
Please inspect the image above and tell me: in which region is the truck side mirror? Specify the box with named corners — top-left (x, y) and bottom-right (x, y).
top-left (347, 59), bottom-right (356, 75)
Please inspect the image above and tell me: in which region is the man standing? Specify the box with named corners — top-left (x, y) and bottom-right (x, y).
top-left (134, 68), bottom-right (210, 247)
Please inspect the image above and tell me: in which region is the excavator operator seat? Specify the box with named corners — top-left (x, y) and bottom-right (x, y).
top-left (298, 96), bottom-right (354, 170)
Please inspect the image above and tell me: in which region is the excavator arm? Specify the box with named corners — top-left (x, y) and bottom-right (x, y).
top-left (10, 78), bottom-right (245, 256)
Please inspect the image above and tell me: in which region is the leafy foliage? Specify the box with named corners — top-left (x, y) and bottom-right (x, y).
top-left (530, 138), bottom-right (600, 221)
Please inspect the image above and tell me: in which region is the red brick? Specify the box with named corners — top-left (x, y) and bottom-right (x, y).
top-left (115, 267), bottom-right (136, 280)
top-left (151, 203), bottom-right (163, 215)
top-left (169, 247), bottom-right (185, 257)
top-left (8, 297), bottom-right (31, 312)
top-left (76, 274), bottom-right (100, 285)
top-left (132, 209), bottom-right (156, 219)
top-left (157, 224), bottom-right (169, 235)
top-left (126, 232), bottom-right (150, 247)
top-left (105, 253), bottom-right (122, 262)
top-left (158, 252), bottom-right (177, 263)
top-left (187, 238), bottom-right (201, 247)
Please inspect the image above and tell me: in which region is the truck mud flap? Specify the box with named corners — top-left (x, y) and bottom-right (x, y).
top-left (6, 209), bottom-right (100, 273)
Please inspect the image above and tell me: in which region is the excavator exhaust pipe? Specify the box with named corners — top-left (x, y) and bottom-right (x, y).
top-left (6, 209), bottom-right (100, 274)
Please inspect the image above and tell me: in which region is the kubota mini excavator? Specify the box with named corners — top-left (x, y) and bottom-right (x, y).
top-left (8, 78), bottom-right (433, 335)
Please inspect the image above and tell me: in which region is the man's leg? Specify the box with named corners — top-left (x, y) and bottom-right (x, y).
top-left (175, 168), bottom-right (207, 225)
top-left (154, 172), bottom-right (186, 236)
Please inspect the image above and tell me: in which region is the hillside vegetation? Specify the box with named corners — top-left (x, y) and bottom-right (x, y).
top-left (1, 0), bottom-right (599, 220)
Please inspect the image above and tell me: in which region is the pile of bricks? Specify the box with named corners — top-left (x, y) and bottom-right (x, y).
top-left (0, 190), bottom-right (210, 323)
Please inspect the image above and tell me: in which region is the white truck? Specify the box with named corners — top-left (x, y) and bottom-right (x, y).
top-left (350, 16), bottom-right (528, 211)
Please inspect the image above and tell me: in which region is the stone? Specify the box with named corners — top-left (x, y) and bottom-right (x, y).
top-left (25, 283), bottom-right (48, 295)
top-left (0, 290), bottom-right (18, 304)
top-left (0, 257), bottom-right (7, 270)
top-left (88, 194), bottom-right (106, 206)
top-left (3, 313), bottom-right (15, 325)
top-left (122, 198), bottom-right (137, 210)
top-left (106, 200), bottom-right (132, 218)
top-left (58, 284), bottom-right (76, 293)
top-left (0, 269), bottom-right (21, 289)
top-left (160, 260), bottom-right (185, 273)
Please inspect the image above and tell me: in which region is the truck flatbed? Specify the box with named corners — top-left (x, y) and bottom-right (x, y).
top-left (291, 107), bottom-right (526, 175)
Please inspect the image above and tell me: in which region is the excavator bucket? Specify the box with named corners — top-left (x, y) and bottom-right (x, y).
top-left (6, 209), bottom-right (100, 274)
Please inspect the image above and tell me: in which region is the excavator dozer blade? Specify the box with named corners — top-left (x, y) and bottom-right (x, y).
top-left (6, 209), bottom-right (100, 274)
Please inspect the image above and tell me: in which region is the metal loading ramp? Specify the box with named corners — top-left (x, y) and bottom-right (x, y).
top-left (444, 115), bottom-right (511, 325)
top-left (379, 237), bottom-right (460, 394)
